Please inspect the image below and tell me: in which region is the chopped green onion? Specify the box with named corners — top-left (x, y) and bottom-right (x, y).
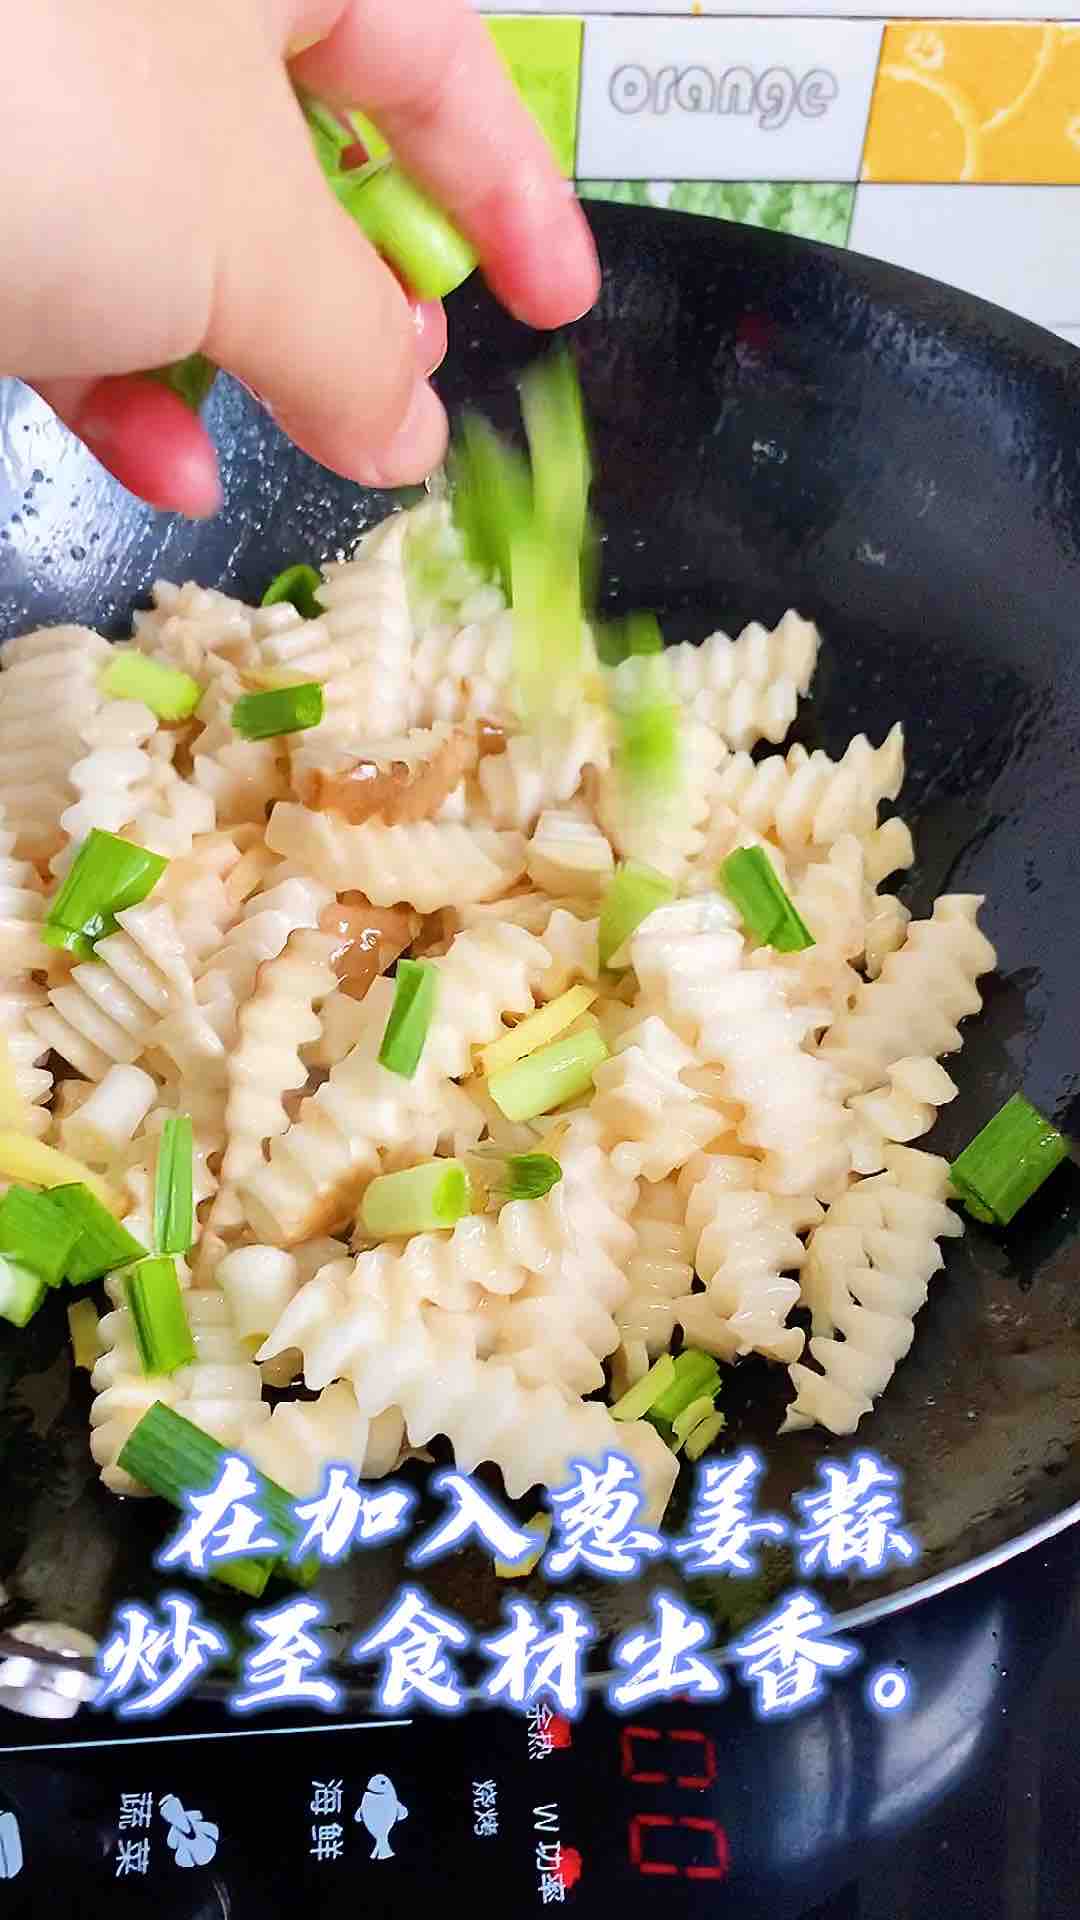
top-left (488, 1027), bottom-right (609, 1124)
top-left (0, 1255), bottom-right (45, 1328)
top-left (335, 160), bottom-right (477, 301)
top-left (479, 984), bottom-right (597, 1077)
top-left (684, 1412), bottom-right (727, 1461)
top-left (361, 1160), bottom-right (471, 1238)
top-left (300, 93), bottom-right (354, 171)
top-left (117, 1401), bottom-right (314, 1587)
top-left (720, 844), bottom-right (815, 954)
top-left (123, 1257), bottom-right (197, 1376)
top-left (43, 830), bottom-right (169, 961)
top-left (260, 564), bottom-right (322, 620)
top-left (67, 1297), bottom-right (101, 1370)
top-left (598, 861), bottom-right (675, 970)
top-left (378, 959), bottom-right (438, 1078)
top-left (447, 414), bottom-right (532, 596)
top-left (597, 611), bottom-right (664, 667)
top-left (146, 354), bottom-right (217, 413)
top-left (613, 654), bottom-right (682, 804)
top-left (210, 1556), bottom-right (275, 1599)
top-left (154, 1115), bottom-right (194, 1256)
top-left (647, 1349), bottom-right (721, 1430)
top-left (510, 518), bottom-right (585, 722)
top-left (673, 1394), bottom-right (718, 1446)
top-left (950, 1092), bottom-right (1069, 1226)
top-left (611, 1354), bottom-right (678, 1422)
top-left (0, 1187), bottom-right (81, 1287)
top-left (520, 347), bottom-right (591, 550)
top-left (231, 683), bottom-right (323, 741)
top-left (48, 1184), bottom-right (147, 1285)
top-left (509, 349), bottom-right (594, 720)
top-left (497, 1153), bottom-right (563, 1202)
top-left (100, 651), bottom-right (202, 722)
top-left (494, 1513), bottom-right (551, 1579)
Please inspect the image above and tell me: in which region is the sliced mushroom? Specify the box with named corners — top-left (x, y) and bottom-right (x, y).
top-left (318, 897), bottom-right (421, 1002)
top-left (295, 725), bottom-right (480, 825)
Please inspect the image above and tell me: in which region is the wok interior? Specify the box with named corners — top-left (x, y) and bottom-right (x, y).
top-left (1, 203), bottom-right (1080, 1668)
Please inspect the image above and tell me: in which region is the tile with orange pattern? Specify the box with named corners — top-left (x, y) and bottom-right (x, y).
top-left (863, 23), bottom-right (1080, 183)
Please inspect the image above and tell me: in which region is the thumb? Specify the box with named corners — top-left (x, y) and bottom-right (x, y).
top-left (205, 87), bottom-right (448, 489)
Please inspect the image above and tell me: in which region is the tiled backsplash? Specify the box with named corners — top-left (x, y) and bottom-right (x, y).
top-left (471, 12), bottom-right (1080, 346)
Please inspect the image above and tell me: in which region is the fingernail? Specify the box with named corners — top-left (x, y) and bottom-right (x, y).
top-left (411, 300), bottom-right (447, 378)
top-left (363, 382), bottom-right (447, 488)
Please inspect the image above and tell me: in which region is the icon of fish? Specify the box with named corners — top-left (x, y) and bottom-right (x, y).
top-left (355, 1772), bottom-right (409, 1861)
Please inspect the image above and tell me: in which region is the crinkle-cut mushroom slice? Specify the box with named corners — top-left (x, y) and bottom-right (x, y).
top-left (319, 898), bottom-right (422, 1001)
top-left (294, 724), bottom-right (480, 825)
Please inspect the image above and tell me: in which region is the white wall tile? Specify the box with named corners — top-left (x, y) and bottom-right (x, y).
top-left (480, 1), bottom-right (1080, 16)
top-left (849, 187), bottom-right (1080, 332)
top-left (577, 17), bottom-right (881, 180)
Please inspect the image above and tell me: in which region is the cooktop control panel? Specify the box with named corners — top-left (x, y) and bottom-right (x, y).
top-left (0, 1703), bottom-right (734, 1918)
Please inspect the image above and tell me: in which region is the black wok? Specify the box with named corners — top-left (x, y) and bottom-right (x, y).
top-left (2, 202), bottom-right (1080, 1696)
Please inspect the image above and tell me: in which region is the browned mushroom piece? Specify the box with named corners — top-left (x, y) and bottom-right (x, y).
top-left (476, 717), bottom-right (509, 758)
top-left (318, 897), bottom-right (421, 1001)
top-left (295, 725), bottom-right (480, 825)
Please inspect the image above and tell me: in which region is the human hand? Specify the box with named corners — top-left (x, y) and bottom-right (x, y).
top-left (5, 0), bottom-right (600, 515)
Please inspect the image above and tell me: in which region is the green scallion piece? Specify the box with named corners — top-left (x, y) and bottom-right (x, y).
top-left (124, 1257), bottom-right (197, 1376)
top-left (613, 654), bottom-right (682, 803)
top-left (950, 1092), bottom-right (1069, 1226)
top-left (672, 1393), bottom-right (718, 1446)
top-left (260, 564), bottom-right (322, 620)
top-left (117, 1401), bottom-right (315, 1587)
top-left (0, 1187), bottom-right (81, 1287)
top-left (146, 353), bottom-right (217, 413)
top-left (498, 1153), bottom-right (563, 1202)
top-left (520, 347), bottom-right (591, 550)
top-left (720, 844), bottom-right (815, 954)
top-left (42, 830), bottom-right (169, 961)
top-left (361, 1160), bottom-right (471, 1238)
top-left (447, 414), bottom-right (532, 596)
top-left (684, 1411), bottom-right (727, 1462)
top-left (610, 1354), bottom-right (677, 1422)
top-left (598, 861), bottom-right (675, 970)
top-left (100, 651), bottom-right (202, 722)
top-left (48, 1184), bottom-right (147, 1285)
top-left (378, 959), bottom-right (438, 1078)
top-left (335, 159), bottom-right (477, 301)
top-left (647, 1349), bottom-right (721, 1429)
top-left (510, 518), bottom-right (584, 723)
top-left (0, 1255), bottom-right (46, 1328)
top-left (597, 611), bottom-right (664, 667)
top-left (301, 93), bottom-right (354, 171)
top-left (154, 1115), bottom-right (194, 1256)
top-left (488, 1026), bottom-right (609, 1125)
top-left (231, 683), bottom-right (323, 741)
top-left (210, 1556), bottom-right (275, 1599)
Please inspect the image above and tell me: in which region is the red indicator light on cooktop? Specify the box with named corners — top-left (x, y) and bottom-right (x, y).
top-left (559, 1845), bottom-right (583, 1891)
top-left (548, 1715), bottom-right (572, 1750)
